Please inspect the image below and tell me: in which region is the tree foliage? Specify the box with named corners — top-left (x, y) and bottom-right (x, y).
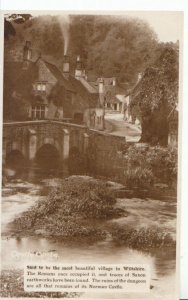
top-left (123, 144), bottom-right (177, 187)
top-left (4, 14), bottom-right (32, 39)
top-left (4, 14), bottom-right (158, 86)
top-left (131, 43), bottom-right (179, 145)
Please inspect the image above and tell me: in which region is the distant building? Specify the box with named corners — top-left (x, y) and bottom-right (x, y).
top-left (4, 41), bottom-right (105, 131)
top-left (89, 77), bottom-right (127, 113)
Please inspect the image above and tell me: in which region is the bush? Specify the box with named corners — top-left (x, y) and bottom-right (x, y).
top-left (12, 177), bottom-right (124, 239)
top-left (35, 176), bottom-right (118, 219)
top-left (112, 226), bottom-right (175, 250)
top-left (123, 145), bottom-right (177, 187)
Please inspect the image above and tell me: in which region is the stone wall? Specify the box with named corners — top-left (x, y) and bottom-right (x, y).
top-left (87, 130), bottom-right (127, 181)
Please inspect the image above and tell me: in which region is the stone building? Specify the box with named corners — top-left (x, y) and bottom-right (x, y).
top-left (89, 77), bottom-right (127, 113)
top-left (4, 41), bottom-right (105, 131)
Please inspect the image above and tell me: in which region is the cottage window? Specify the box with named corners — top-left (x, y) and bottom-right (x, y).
top-left (37, 84), bottom-right (41, 91)
top-left (41, 84), bottom-right (46, 91)
top-left (33, 82), bottom-right (46, 92)
top-left (31, 105), bottom-right (45, 119)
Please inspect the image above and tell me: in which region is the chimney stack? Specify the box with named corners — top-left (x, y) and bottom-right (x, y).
top-left (23, 40), bottom-right (32, 61)
top-left (75, 56), bottom-right (83, 79)
top-left (98, 78), bottom-right (104, 94)
top-left (112, 77), bottom-right (116, 86)
top-left (63, 55), bottom-right (70, 78)
top-left (137, 72), bottom-right (142, 83)
top-left (98, 78), bottom-right (105, 107)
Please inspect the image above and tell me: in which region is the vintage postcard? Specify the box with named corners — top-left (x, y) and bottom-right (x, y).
top-left (0, 10), bottom-right (183, 300)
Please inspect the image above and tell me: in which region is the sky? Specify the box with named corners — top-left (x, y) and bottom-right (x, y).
top-left (124, 11), bottom-right (183, 42)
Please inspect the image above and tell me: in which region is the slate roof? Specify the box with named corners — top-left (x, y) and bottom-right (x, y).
top-left (68, 76), bottom-right (99, 107)
top-left (104, 84), bottom-right (126, 95)
top-left (4, 58), bottom-right (100, 108)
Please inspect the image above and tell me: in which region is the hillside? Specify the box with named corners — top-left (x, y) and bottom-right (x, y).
top-left (4, 14), bottom-right (158, 86)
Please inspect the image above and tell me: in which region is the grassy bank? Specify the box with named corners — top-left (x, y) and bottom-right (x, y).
top-left (8, 176), bottom-right (175, 249)
top-left (11, 176), bottom-right (124, 240)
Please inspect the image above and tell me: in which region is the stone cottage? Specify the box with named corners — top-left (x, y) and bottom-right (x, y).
top-left (4, 41), bottom-right (105, 131)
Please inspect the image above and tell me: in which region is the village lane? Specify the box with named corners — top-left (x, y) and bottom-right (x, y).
top-left (105, 112), bottom-right (141, 142)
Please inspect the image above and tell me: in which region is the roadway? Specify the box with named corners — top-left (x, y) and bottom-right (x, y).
top-left (104, 112), bottom-right (141, 142)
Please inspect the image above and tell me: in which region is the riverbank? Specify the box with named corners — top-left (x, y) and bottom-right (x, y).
top-left (1, 175), bottom-right (177, 299)
top-left (6, 176), bottom-right (176, 251)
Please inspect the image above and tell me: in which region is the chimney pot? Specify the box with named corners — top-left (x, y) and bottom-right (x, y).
top-left (99, 78), bottom-right (104, 94)
top-left (63, 55), bottom-right (70, 76)
top-left (23, 40), bottom-right (32, 61)
top-left (112, 77), bottom-right (116, 86)
top-left (137, 72), bottom-right (142, 82)
top-left (98, 78), bottom-right (105, 107)
top-left (75, 55), bottom-right (83, 79)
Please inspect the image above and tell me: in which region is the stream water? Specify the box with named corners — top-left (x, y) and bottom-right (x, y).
top-left (1, 168), bottom-right (177, 299)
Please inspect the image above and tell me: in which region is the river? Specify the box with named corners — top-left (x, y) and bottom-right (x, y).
top-left (1, 168), bottom-right (177, 299)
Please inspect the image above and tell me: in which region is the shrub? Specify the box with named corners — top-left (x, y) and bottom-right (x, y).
top-left (123, 145), bottom-right (177, 187)
top-left (12, 177), bottom-right (124, 239)
top-left (112, 226), bottom-right (175, 250)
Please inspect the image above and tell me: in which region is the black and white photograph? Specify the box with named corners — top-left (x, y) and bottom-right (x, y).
top-left (0, 10), bottom-right (183, 300)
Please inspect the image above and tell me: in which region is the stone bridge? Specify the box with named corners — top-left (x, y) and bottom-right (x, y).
top-left (3, 120), bottom-right (126, 176)
top-left (3, 120), bottom-right (90, 168)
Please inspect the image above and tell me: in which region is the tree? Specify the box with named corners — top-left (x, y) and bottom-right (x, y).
top-left (4, 14), bottom-right (158, 86)
top-left (4, 14), bottom-right (32, 40)
top-left (130, 43), bottom-right (179, 145)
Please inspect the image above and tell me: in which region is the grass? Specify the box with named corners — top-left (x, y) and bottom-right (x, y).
top-left (11, 176), bottom-right (124, 240)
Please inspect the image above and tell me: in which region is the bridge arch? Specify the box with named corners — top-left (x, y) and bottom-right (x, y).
top-left (5, 149), bottom-right (29, 170)
top-left (35, 143), bottom-right (61, 169)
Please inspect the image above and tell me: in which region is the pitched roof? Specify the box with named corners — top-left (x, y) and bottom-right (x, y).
top-left (43, 60), bottom-right (63, 81)
top-left (96, 77), bottom-right (116, 85)
top-left (4, 58), bottom-right (100, 108)
top-left (90, 78), bottom-right (126, 95)
top-left (43, 60), bottom-right (75, 92)
top-left (104, 84), bottom-right (126, 95)
top-left (68, 76), bottom-right (99, 107)
top-left (79, 77), bottom-right (98, 94)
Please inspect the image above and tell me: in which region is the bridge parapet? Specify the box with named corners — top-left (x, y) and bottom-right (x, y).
top-left (3, 120), bottom-right (127, 178)
top-left (3, 120), bottom-right (89, 165)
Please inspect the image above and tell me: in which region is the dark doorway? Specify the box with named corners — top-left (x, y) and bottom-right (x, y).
top-left (35, 144), bottom-right (60, 169)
